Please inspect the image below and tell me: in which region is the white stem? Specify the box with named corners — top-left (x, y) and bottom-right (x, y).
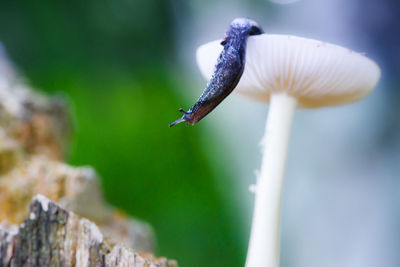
top-left (246, 93), bottom-right (297, 267)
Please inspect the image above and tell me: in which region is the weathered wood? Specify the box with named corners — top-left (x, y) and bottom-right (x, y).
top-left (0, 156), bottom-right (155, 253)
top-left (0, 195), bottom-right (177, 267)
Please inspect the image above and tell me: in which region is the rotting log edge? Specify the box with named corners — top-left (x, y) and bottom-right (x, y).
top-left (0, 195), bottom-right (177, 267)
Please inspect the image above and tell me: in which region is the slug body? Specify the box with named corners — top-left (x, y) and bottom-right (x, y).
top-left (170, 18), bottom-right (263, 127)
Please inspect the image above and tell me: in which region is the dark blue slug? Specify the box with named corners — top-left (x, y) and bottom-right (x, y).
top-left (169, 18), bottom-right (263, 127)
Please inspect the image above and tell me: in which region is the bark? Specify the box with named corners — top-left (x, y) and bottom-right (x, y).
top-left (0, 195), bottom-right (177, 267)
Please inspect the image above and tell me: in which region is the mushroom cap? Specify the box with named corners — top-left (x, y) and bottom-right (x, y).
top-left (196, 34), bottom-right (381, 108)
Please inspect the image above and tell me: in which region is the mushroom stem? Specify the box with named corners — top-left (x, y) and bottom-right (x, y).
top-left (246, 93), bottom-right (297, 267)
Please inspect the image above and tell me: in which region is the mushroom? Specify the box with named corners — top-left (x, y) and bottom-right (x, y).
top-left (196, 34), bottom-right (380, 267)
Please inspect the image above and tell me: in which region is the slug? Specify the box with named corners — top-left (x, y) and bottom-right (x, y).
top-left (169, 18), bottom-right (264, 127)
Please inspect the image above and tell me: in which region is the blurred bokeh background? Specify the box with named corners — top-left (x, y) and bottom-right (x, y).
top-left (0, 0), bottom-right (399, 266)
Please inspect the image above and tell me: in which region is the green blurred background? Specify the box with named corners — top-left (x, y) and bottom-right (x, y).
top-left (0, 1), bottom-right (247, 266)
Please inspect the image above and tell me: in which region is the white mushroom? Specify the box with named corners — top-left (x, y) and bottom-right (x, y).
top-left (196, 34), bottom-right (380, 267)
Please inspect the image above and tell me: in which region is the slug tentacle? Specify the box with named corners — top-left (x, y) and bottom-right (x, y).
top-left (170, 18), bottom-right (263, 127)
top-left (169, 109), bottom-right (192, 127)
top-left (169, 116), bottom-right (185, 127)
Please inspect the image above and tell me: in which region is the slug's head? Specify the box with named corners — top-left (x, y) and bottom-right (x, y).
top-left (221, 18), bottom-right (264, 45)
top-left (169, 109), bottom-right (195, 127)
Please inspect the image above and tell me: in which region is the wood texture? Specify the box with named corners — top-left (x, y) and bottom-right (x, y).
top-left (0, 195), bottom-right (177, 267)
